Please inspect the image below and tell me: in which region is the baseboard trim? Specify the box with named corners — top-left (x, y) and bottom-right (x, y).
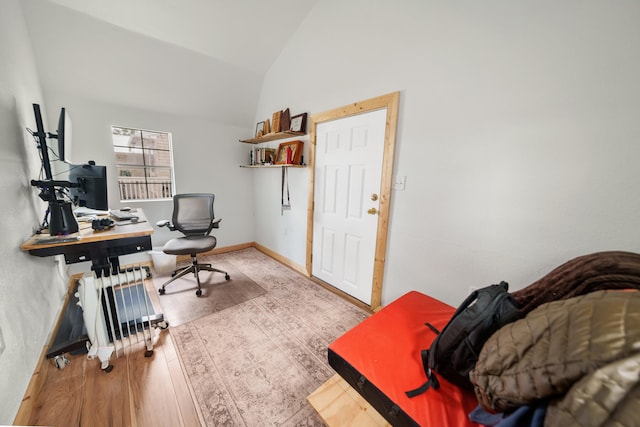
top-left (174, 242), bottom-right (254, 263)
top-left (252, 242), bottom-right (308, 276)
top-left (174, 241), bottom-right (309, 278)
top-left (308, 276), bottom-right (375, 314)
top-left (250, 243), bottom-right (374, 314)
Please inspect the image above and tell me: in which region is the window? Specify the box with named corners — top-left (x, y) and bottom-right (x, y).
top-left (111, 126), bottom-right (175, 201)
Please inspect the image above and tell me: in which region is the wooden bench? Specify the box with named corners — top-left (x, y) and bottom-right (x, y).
top-left (308, 374), bottom-right (390, 426)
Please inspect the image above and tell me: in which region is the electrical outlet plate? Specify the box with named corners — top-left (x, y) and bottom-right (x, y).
top-left (392, 175), bottom-right (406, 190)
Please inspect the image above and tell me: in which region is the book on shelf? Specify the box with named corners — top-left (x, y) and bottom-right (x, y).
top-left (250, 147), bottom-right (276, 165)
top-left (280, 108), bottom-right (291, 131)
top-left (272, 111), bottom-right (282, 133)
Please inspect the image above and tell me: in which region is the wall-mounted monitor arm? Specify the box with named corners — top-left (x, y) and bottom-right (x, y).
top-left (32, 104), bottom-right (53, 181)
top-left (29, 104), bottom-right (80, 235)
top-left (30, 179), bottom-right (78, 206)
top-left (30, 179), bottom-right (78, 189)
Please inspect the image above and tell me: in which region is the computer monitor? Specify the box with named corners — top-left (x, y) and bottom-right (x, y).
top-left (48, 107), bottom-right (74, 164)
top-left (69, 163), bottom-right (108, 211)
top-left (57, 108), bottom-right (73, 163)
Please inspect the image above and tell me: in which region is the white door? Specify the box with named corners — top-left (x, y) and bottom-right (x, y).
top-left (312, 109), bottom-right (387, 304)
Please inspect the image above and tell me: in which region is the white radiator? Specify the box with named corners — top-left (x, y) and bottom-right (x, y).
top-left (75, 266), bottom-right (167, 371)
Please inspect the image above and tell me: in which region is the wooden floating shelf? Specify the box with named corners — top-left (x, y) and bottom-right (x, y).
top-left (240, 131), bottom-right (305, 144)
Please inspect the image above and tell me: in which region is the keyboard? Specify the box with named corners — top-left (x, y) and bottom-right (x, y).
top-left (110, 209), bottom-right (138, 221)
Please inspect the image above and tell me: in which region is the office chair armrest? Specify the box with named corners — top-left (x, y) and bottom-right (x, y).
top-left (212, 218), bottom-right (222, 229)
top-left (156, 220), bottom-right (171, 228)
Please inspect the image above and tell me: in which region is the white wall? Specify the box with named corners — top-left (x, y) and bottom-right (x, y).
top-left (255, 0), bottom-right (640, 306)
top-left (0, 1), bottom-right (70, 423)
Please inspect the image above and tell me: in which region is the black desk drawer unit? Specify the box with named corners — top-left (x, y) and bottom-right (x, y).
top-left (63, 236), bottom-right (152, 264)
top-left (28, 235), bottom-right (152, 265)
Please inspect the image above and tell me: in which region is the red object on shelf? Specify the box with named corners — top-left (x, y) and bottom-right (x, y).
top-left (286, 146), bottom-right (292, 164)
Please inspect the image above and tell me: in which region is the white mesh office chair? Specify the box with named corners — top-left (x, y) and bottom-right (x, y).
top-left (156, 193), bottom-right (230, 296)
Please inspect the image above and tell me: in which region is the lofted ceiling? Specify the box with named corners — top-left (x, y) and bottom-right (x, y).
top-left (21, 0), bottom-right (318, 125)
top-left (45, 0), bottom-right (319, 74)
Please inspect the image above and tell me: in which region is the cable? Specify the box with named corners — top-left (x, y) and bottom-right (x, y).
top-left (28, 126), bottom-right (78, 180)
top-left (41, 206), bottom-right (50, 230)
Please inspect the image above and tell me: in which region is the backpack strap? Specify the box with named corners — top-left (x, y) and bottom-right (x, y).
top-left (405, 349), bottom-right (440, 397)
top-left (425, 322), bottom-right (440, 335)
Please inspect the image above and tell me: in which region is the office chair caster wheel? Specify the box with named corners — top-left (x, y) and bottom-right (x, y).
top-left (144, 349), bottom-right (154, 357)
top-left (103, 364), bottom-right (114, 373)
top-left (158, 288), bottom-right (166, 295)
top-left (196, 289), bottom-right (202, 297)
top-left (225, 274), bottom-right (230, 281)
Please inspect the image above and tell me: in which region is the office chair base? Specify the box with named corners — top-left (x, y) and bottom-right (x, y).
top-left (158, 259), bottom-right (230, 297)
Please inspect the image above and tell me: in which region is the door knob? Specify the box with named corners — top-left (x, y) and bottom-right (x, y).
top-left (367, 208), bottom-right (378, 215)
top-left (371, 194), bottom-right (379, 201)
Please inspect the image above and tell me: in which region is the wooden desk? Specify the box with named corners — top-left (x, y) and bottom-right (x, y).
top-left (22, 209), bottom-right (153, 276)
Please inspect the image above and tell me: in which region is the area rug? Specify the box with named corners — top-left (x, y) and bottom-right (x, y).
top-left (151, 257), bottom-right (266, 326)
top-left (170, 248), bottom-right (370, 426)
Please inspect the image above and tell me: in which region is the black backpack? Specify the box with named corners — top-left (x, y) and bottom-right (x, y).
top-left (406, 282), bottom-right (523, 396)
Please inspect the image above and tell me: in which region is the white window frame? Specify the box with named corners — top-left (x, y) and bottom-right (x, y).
top-left (111, 126), bottom-right (176, 202)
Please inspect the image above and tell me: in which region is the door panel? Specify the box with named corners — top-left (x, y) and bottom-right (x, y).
top-left (319, 227), bottom-right (336, 275)
top-left (347, 166), bottom-right (366, 218)
top-left (312, 109), bottom-right (387, 304)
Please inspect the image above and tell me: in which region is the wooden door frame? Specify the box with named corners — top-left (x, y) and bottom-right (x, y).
top-left (306, 92), bottom-right (400, 310)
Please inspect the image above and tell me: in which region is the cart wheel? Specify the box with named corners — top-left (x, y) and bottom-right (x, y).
top-left (54, 355), bottom-right (69, 370)
top-left (159, 288), bottom-right (166, 295)
top-left (157, 320), bottom-right (169, 330)
top-left (225, 274), bottom-right (231, 281)
top-left (103, 364), bottom-right (114, 373)
top-left (196, 289), bottom-right (202, 297)
top-left (144, 349), bottom-right (154, 357)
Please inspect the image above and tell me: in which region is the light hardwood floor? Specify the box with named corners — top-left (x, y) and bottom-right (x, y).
top-left (308, 374), bottom-right (390, 427)
top-left (15, 275), bottom-right (202, 427)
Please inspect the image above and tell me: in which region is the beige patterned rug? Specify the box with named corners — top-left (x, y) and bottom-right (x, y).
top-left (168, 248), bottom-right (369, 426)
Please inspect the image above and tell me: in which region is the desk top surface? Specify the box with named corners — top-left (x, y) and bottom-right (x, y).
top-left (21, 208), bottom-right (154, 251)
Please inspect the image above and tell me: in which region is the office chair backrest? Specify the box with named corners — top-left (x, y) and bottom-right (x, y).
top-left (172, 193), bottom-right (216, 236)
